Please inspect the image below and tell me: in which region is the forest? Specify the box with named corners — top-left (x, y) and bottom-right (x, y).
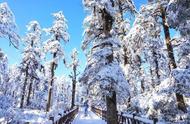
top-left (0, 0), bottom-right (190, 124)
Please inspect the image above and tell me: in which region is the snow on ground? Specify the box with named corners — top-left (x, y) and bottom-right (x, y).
top-left (12, 109), bottom-right (52, 124)
top-left (72, 107), bottom-right (106, 124)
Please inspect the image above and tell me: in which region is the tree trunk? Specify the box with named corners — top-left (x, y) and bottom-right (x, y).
top-left (12, 91), bottom-right (15, 98)
top-left (71, 66), bottom-right (77, 108)
top-left (118, 0), bottom-right (129, 67)
top-left (152, 49), bottom-right (160, 85)
top-left (161, 7), bottom-right (187, 112)
top-left (71, 80), bottom-right (76, 108)
top-left (161, 7), bottom-right (176, 70)
top-left (46, 52), bottom-right (57, 112)
top-left (176, 93), bottom-right (187, 113)
top-left (106, 91), bottom-right (118, 124)
top-left (137, 55), bottom-right (144, 93)
top-left (149, 67), bottom-right (154, 88)
top-left (102, 8), bottom-right (118, 124)
top-left (123, 47), bottom-right (128, 65)
top-left (102, 8), bottom-right (113, 35)
top-left (148, 49), bottom-right (160, 88)
top-left (20, 66), bottom-right (29, 108)
top-left (141, 80), bottom-right (145, 93)
top-left (26, 78), bottom-right (33, 106)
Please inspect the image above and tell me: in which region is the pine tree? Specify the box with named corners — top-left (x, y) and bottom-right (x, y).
top-left (44, 11), bottom-right (69, 112)
top-left (0, 3), bottom-right (20, 107)
top-left (20, 21), bottom-right (42, 108)
top-left (148, 0), bottom-right (187, 113)
top-left (81, 0), bottom-right (135, 123)
top-left (69, 48), bottom-right (79, 108)
top-left (0, 2), bottom-right (20, 48)
top-left (167, 0), bottom-right (190, 113)
top-left (0, 49), bottom-right (9, 95)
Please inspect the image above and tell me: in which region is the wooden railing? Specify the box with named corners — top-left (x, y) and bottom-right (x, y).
top-left (49, 107), bottom-right (79, 124)
top-left (91, 106), bottom-right (107, 121)
top-left (91, 106), bottom-right (161, 124)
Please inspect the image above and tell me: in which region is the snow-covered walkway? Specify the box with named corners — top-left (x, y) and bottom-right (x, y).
top-left (72, 107), bottom-right (106, 124)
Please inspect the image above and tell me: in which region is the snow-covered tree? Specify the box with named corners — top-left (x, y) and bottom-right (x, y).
top-left (0, 3), bottom-right (20, 112)
top-left (167, 0), bottom-right (190, 113)
top-left (124, 1), bottom-right (170, 97)
top-left (44, 11), bottom-right (69, 112)
top-left (0, 3), bottom-right (20, 118)
top-left (19, 21), bottom-right (42, 108)
top-left (80, 0), bottom-right (136, 123)
top-left (0, 4), bottom-right (20, 117)
top-left (0, 49), bottom-right (9, 94)
top-left (143, 0), bottom-right (188, 113)
top-left (114, 0), bottom-right (137, 67)
top-left (53, 76), bottom-right (72, 110)
top-left (0, 53), bottom-right (20, 121)
top-left (8, 65), bottom-right (22, 105)
top-left (0, 2), bottom-right (20, 48)
top-left (122, 1), bottom-right (189, 121)
top-left (69, 48), bottom-right (79, 108)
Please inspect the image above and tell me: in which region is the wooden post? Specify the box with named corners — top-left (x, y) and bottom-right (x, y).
top-left (121, 112), bottom-right (124, 124)
top-left (106, 91), bottom-right (118, 124)
top-left (49, 117), bottom-right (54, 123)
top-left (153, 118), bottom-right (158, 124)
top-left (132, 113), bottom-right (136, 124)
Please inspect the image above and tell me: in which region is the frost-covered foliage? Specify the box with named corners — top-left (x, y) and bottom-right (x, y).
top-left (80, 0), bottom-right (132, 106)
top-left (7, 65), bottom-right (23, 105)
top-left (53, 76), bottom-right (72, 109)
top-left (44, 10), bottom-right (70, 78)
top-left (21, 21), bottom-right (42, 76)
top-left (69, 48), bottom-right (79, 82)
top-left (0, 50), bottom-right (12, 120)
top-left (0, 2), bottom-right (20, 48)
top-left (44, 11), bottom-right (70, 112)
top-left (0, 49), bottom-right (9, 94)
top-left (83, 0), bottom-right (136, 15)
top-left (23, 21), bottom-right (42, 47)
top-left (124, 2), bottom-right (169, 96)
top-left (44, 11), bottom-right (69, 59)
top-left (82, 0), bottom-right (136, 51)
top-left (18, 21), bottom-right (43, 108)
top-left (70, 48), bottom-right (79, 69)
top-left (167, 0), bottom-right (190, 37)
top-left (0, 95), bottom-right (14, 121)
top-left (121, 0), bottom-right (190, 122)
top-left (0, 52), bottom-right (19, 120)
top-left (130, 78), bottom-right (190, 122)
top-left (167, 0), bottom-right (190, 97)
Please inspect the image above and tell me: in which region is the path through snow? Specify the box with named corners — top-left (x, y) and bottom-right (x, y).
top-left (72, 107), bottom-right (106, 124)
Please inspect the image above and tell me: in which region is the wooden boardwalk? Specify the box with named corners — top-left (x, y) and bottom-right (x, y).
top-left (72, 107), bottom-right (106, 124)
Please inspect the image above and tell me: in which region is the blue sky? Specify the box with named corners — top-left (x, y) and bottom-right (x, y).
top-left (0, 0), bottom-right (148, 77)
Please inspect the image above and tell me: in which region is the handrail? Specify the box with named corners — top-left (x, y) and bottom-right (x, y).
top-left (49, 107), bottom-right (79, 124)
top-left (91, 106), bottom-right (107, 121)
top-left (91, 106), bottom-right (160, 124)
